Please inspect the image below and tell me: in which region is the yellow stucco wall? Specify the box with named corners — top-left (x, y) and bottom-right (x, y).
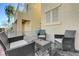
top-left (14, 3), bottom-right (41, 35)
top-left (28, 3), bottom-right (41, 31)
top-left (16, 11), bottom-right (23, 36)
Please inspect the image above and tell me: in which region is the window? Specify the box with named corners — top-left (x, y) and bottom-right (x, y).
top-left (52, 8), bottom-right (58, 22)
top-left (46, 11), bottom-right (51, 24)
top-left (45, 7), bottom-right (59, 25)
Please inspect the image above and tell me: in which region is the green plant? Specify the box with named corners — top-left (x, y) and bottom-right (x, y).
top-left (5, 4), bottom-right (15, 23)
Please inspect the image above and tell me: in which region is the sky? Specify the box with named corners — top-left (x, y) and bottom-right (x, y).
top-left (0, 3), bottom-right (18, 28)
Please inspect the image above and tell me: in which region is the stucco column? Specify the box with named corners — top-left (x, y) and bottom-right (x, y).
top-left (16, 11), bottom-right (23, 36)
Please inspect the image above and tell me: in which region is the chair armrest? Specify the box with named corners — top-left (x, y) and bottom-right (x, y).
top-left (8, 36), bottom-right (23, 43)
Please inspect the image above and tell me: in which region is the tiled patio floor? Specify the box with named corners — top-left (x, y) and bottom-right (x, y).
top-left (0, 44), bottom-right (5, 56)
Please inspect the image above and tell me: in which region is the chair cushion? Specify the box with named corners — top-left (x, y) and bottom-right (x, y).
top-left (38, 35), bottom-right (45, 38)
top-left (55, 38), bottom-right (63, 44)
top-left (10, 40), bottom-right (28, 49)
top-left (24, 35), bottom-right (35, 43)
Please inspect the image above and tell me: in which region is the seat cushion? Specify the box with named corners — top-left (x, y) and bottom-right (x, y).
top-left (38, 35), bottom-right (45, 38)
top-left (55, 38), bottom-right (63, 43)
top-left (10, 40), bottom-right (28, 49)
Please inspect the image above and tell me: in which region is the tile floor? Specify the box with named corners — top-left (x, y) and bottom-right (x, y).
top-left (0, 44), bottom-right (5, 56)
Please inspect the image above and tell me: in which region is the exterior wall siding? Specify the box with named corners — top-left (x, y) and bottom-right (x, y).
top-left (41, 3), bottom-right (79, 50)
top-left (13, 3), bottom-right (41, 36)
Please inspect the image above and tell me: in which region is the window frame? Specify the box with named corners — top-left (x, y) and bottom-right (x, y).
top-left (45, 6), bottom-right (60, 25)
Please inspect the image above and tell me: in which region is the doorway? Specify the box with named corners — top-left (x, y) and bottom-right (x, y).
top-left (22, 19), bottom-right (31, 35)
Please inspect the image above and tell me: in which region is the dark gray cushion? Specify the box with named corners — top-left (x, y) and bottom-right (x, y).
top-left (0, 32), bottom-right (9, 50)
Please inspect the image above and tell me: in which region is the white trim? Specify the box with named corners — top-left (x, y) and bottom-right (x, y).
top-left (45, 21), bottom-right (61, 26)
top-left (44, 4), bottom-right (62, 13)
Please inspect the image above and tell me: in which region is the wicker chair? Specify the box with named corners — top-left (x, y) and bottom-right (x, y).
top-left (0, 32), bottom-right (35, 56)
